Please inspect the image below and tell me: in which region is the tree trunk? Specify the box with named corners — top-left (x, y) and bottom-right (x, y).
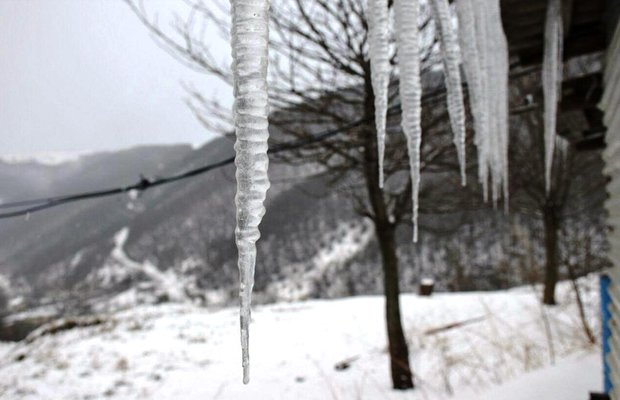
top-left (375, 221), bottom-right (415, 389)
top-left (363, 142), bottom-right (414, 389)
top-left (361, 65), bottom-right (413, 390)
top-left (566, 262), bottom-right (596, 344)
top-left (543, 205), bottom-right (559, 305)
top-left (364, 167), bottom-right (414, 389)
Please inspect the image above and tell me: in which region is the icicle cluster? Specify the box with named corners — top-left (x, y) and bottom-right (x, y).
top-left (223, 0), bottom-right (516, 382)
top-left (367, 0), bottom-right (391, 188)
top-left (430, 0), bottom-right (467, 186)
top-left (456, 0), bottom-right (485, 193)
top-left (542, 0), bottom-right (563, 194)
top-left (369, 0), bottom-right (471, 239)
top-left (230, 0), bottom-right (271, 385)
top-left (394, 0), bottom-right (422, 242)
top-left (456, 0), bottom-right (509, 205)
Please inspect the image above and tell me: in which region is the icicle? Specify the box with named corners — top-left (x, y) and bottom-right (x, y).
top-left (556, 135), bottom-right (569, 164)
top-left (486, 13), bottom-right (501, 206)
top-left (230, 0), bottom-right (271, 385)
top-left (497, 27), bottom-right (510, 212)
top-left (475, 0), bottom-right (492, 201)
top-left (485, 0), bottom-right (509, 206)
top-left (456, 0), bottom-right (488, 199)
top-left (430, 0), bottom-right (467, 186)
top-left (367, 0), bottom-right (390, 188)
top-left (542, 0), bottom-right (563, 195)
top-left (394, 0), bottom-right (422, 242)
top-left (457, 0), bottom-right (509, 203)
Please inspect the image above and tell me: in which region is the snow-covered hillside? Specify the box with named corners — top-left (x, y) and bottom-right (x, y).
top-left (0, 138), bottom-right (607, 315)
top-left (0, 277), bottom-right (601, 399)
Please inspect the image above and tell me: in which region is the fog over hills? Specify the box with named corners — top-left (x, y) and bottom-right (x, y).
top-left (0, 139), bottom-right (363, 315)
top-left (0, 136), bottom-right (607, 324)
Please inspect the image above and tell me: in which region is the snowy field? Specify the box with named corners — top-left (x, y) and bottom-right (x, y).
top-left (0, 277), bottom-right (601, 400)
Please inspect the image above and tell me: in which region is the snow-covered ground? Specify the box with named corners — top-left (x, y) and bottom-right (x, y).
top-left (457, 352), bottom-right (600, 400)
top-left (0, 277), bottom-right (601, 399)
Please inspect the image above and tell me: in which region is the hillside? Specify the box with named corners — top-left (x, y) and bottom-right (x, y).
top-left (0, 130), bottom-right (608, 320)
top-left (0, 138), bottom-right (365, 316)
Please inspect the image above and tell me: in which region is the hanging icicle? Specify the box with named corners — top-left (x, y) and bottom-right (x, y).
top-left (496, 11), bottom-right (510, 210)
top-left (367, 0), bottom-right (391, 188)
top-left (394, 0), bottom-right (422, 242)
top-left (542, 0), bottom-right (563, 195)
top-left (430, 0), bottom-right (467, 186)
top-left (486, 0), bottom-right (509, 206)
top-left (456, 0), bottom-right (488, 198)
top-left (230, 0), bottom-right (271, 384)
top-left (457, 0), bottom-right (509, 204)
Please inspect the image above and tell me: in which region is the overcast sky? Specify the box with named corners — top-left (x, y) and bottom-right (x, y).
top-left (0, 0), bottom-right (231, 156)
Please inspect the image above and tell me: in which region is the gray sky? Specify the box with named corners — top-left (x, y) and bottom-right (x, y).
top-left (0, 0), bottom-right (231, 156)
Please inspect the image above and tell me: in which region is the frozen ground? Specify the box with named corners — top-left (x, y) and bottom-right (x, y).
top-left (457, 351), bottom-right (600, 400)
top-left (0, 276), bottom-right (601, 399)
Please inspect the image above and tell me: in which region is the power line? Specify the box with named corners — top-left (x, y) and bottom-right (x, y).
top-left (0, 67), bottom-right (547, 222)
top-left (0, 58), bottom-right (546, 221)
top-left (0, 111), bottom-right (378, 220)
top-left (0, 73), bottom-right (486, 220)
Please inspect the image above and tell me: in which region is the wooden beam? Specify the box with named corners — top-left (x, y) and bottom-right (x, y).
top-left (500, 0), bottom-right (605, 66)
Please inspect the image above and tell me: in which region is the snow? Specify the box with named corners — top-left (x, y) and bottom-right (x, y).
top-left (87, 228), bottom-right (190, 311)
top-left (542, 0), bottom-right (564, 194)
top-left (0, 273), bottom-right (10, 295)
top-left (420, 278), bottom-right (435, 286)
top-left (430, 0), bottom-right (467, 186)
top-left (395, 0), bottom-right (423, 242)
top-left (230, 0), bottom-right (272, 383)
top-left (367, 0), bottom-right (391, 188)
top-left (266, 221), bottom-right (373, 301)
top-left (457, 352), bottom-right (600, 400)
top-left (0, 277), bottom-right (601, 399)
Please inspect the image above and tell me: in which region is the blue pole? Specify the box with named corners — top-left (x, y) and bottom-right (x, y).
top-left (601, 273), bottom-right (613, 394)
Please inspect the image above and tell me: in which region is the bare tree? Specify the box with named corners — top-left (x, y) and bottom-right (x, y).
top-left (125, 0), bottom-right (469, 389)
top-left (508, 71), bottom-right (607, 305)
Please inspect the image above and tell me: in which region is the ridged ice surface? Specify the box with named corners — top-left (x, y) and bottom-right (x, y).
top-left (230, 0), bottom-right (271, 384)
top-left (543, 0), bottom-right (563, 194)
top-left (395, 0), bottom-right (422, 242)
top-left (456, 0), bottom-right (487, 197)
top-left (430, 0), bottom-right (467, 186)
top-left (367, 0), bottom-right (390, 188)
top-left (486, 0), bottom-right (509, 206)
top-left (457, 0), bottom-right (509, 204)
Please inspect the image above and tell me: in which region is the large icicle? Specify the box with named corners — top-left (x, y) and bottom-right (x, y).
top-left (230, 0), bottom-right (271, 385)
top-left (542, 0), bottom-right (563, 194)
top-left (367, 0), bottom-right (390, 188)
top-left (430, 0), bottom-right (467, 186)
top-left (485, 0), bottom-right (509, 206)
top-left (394, 0), bottom-right (422, 242)
top-left (457, 0), bottom-right (509, 204)
top-left (456, 0), bottom-right (488, 198)
top-left (494, 5), bottom-right (510, 209)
